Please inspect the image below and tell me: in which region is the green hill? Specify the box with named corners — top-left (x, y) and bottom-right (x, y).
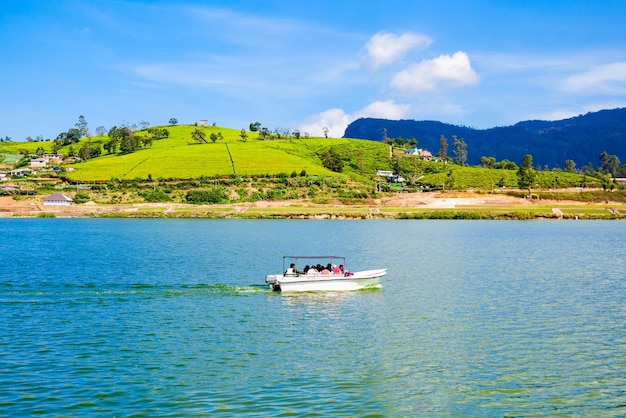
top-left (0, 123), bottom-right (602, 196)
top-left (345, 108), bottom-right (626, 169)
top-left (2, 124), bottom-right (393, 183)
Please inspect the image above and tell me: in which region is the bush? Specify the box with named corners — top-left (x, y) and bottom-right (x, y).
top-left (186, 188), bottom-right (228, 204)
top-left (140, 187), bottom-right (172, 203)
top-left (73, 192), bottom-right (91, 204)
top-left (321, 148), bottom-right (343, 172)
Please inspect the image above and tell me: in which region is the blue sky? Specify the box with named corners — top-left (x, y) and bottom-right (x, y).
top-left (2, 0), bottom-right (626, 141)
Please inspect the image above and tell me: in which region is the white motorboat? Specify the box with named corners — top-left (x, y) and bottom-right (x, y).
top-left (265, 256), bottom-right (387, 292)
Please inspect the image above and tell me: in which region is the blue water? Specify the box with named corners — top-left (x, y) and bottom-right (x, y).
top-left (1, 219), bottom-right (625, 416)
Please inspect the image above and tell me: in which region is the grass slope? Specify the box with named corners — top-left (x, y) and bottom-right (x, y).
top-left (2, 124), bottom-right (392, 182)
top-left (1, 124), bottom-right (597, 191)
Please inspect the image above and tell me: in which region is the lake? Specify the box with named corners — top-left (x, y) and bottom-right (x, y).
top-left (1, 219), bottom-right (625, 416)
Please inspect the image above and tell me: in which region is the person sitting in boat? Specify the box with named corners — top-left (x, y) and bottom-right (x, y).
top-left (320, 263), bottom-right (332, 274)
top-left (284, 263), bottom-right (299, 276)
top-left (341, 265), bottom-right (353, 276)
top-left (332, 264), bottom-right (341, 274)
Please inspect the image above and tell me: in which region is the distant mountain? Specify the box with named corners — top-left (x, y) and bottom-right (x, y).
top-left (343, 108), bottom-right (626, 168)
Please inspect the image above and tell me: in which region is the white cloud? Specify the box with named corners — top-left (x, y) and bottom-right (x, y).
top-left (365, 31), bottom-right (432, 69)
top-left (563, 62), bottom-right (626, 94)
top-left (354, 100), bottom-right (411, 120)
top-left (299, 100), bottom-right (411, 138)
top-left (390, 51), bottom-right (479, 93)
top-left (299, 108), bottom-right (352, 138)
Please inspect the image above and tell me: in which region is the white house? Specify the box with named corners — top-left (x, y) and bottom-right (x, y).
top-left (43, 193), bottom-right (73, 206)
top-left (42, 154), bottom-right (64, 162)
top-left (376, 170), bottom-right (394, 178)
top-left (10, 168), bottom-right (32, 176)
top-left (30, 158), bottom-right (48, 167)
top-left (406, 148), bottom-right (434, 160)
top-left (376, 169), bottom-right (405, 183)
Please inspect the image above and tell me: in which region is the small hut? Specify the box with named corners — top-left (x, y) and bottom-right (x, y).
top-left (43, 193), bottom-right (73, 206)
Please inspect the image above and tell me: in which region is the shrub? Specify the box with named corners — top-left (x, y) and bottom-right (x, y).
top-left (321, 148), bottom-right (343, 172)
top-left (140, 187), bottom-right (172, 203)
top-left (186, 188), bottom-right (228, 204)
top-left (73, 192), bottom-right (91, 204)
top-left (265, 186), bottom-right (286, 200)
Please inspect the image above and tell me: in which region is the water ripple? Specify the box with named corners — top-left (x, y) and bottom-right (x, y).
top-left (1, 220), bottom-right (626, 416)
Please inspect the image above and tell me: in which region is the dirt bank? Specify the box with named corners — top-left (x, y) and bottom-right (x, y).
top-left (0, 192), bottom-right (581, 219)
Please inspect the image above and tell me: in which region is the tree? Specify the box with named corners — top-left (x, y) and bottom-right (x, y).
top-left (56, 128), bottom-right (81, 145)
top-left (497, 159), bottom-right (518, 170)
top-left (140, 136), bottom-right (153, 147)
top-left (564, 159), bottom-right (577, 173)
top-left (147, 127), bottom-right (169, 140)
top-left (599, 151), bottom-right (620, 176)
top-left (168, 118), bottom-right (178, 126)
top-left (438, 135), bottom-right (448, 162)
top-left (480, 156), bottom-right (496, 168)
top-left (581, 162), bottom-right (596, 176)
top-left (321, 148), bottom-right (343, 172)
top-left (240, 129), bottom-right (248, 142)
top-left (79, 143), bottom-right (92, 160)
top-left (95, 126), bottom-right (107, 137)
top-left (517, 154), bottom-right (536, 196)
top-left (293, 129), bottom-right (301, 139)
top-left (79, 142), bottom-right (101, 160)
top-left (76, 115), bottom-right (89, 137)
top-left (600, 173), bottom-right (616, 190)
top-left (103, 138), bottom-right (119, 154)
top-left (108, 126), bottom-right (138, 154)
top-left (447, 169), bottom-right (455, 191)
top-left (322, 126), bottom-right (329, 138)
top-left (191, 128), bottom-right (207, 143)
top-left (452, 135), bottom-right (468, 166)
top-left (207, 132), bottom-right (223, 142)
top-left (52, 141), bottom-right (62, 153)
top-left (258, 127), bottom-right (270, 140)
top-left (249, 122), bottom-right (261, 132)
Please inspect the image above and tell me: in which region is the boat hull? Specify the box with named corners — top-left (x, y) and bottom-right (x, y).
top-left (265, 269), bottom-right (387, 292)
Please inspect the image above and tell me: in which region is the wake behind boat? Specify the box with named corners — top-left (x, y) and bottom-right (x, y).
top-left (265, 256), bottom-right (386, 292)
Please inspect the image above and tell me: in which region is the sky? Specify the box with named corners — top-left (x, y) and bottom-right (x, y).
top-left (2, 0), bottom-right (626, 141)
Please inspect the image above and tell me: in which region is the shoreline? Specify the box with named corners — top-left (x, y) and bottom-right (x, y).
top-left (2, 192), bottom-right (625, 220)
